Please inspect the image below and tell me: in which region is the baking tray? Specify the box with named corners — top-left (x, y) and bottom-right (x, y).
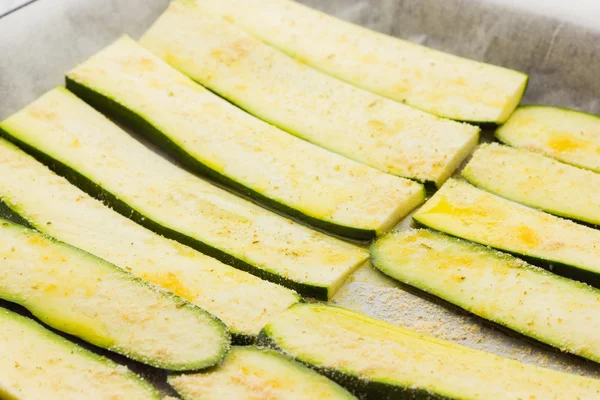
top-left (1, 0), bottom-right (599, 396)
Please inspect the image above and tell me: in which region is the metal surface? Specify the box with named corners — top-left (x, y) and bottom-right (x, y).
top-left (1, 0), bottom-right (600, 396)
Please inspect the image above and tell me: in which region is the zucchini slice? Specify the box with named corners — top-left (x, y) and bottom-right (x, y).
top-left (168, 346), bottom-right (356, 400)
top-left (0, 307), bottom-right (159, 400)
top-left (0, 137), bottom-right (299, 341)
top-left (258, 303), bottom-right (600, 399)
top-left (371, 229), bottom-right (600, 363)
top-left (0, 87), bottom-right (368, 300)
top-left (65, 36), bottom-right (425, 240)
top-left (0, 218), bottom-right (229, 370)
top-left (139, 1), bottom-right (479, 187)
top-left (496, 105), bottom-right (600, 173)
top-left (413, 179), bottom-right (600, 287)
top-left (185, 0), bottom-right (527, 124)
top-left (462, 143), bottom-right (600, 225)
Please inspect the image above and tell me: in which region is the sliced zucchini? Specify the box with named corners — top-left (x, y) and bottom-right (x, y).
top-left (0, 137), bottom-right (299, 341)
top-left (168, 346), bottom-right (356, 400)
top-left (258, 303), bottom-right (600, 399)
top-left (0, 307), bottom-right (159, 400)
top-left (413, 179), bottom-right (600, 287)
top-left (65, 36), bottom-right (425, 240)
top-left (0, 87), bottom-right (368, 300)
top-left (139, 1), bottom-right (479, 187)
top-left (186, 0), bottom-right (527, 124)
top-left (371, 228), bottom-right (600, 363)
top-left (496, 105), bottom-right (600, 172)
top-left (462, 143), bottom-right (600, 225)
top-left (0, 217), bottom-right (229, 370)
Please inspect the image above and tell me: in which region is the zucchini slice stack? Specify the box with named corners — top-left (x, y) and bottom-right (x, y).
top-left (64, 36), bottom-right (425, 240)
top-left (413, 179), bottom-right (600, 286)
top-left (496, 105), bottom-right (600, 172)
top-left (258, 304), bottom-right (600, 399)
top-left (0, 87), bottom-right (368, 300)
top-left (0, 137), bottom-right (300, 342)
top-left (140, 0), bottom-right (480, 187)
top-left (371, 229), bottom-right (600, 363)
top-left (462, 143), bottom-right (600, 225)
top-left (0, 307), bottom-right (159, 400)
top-left (182, 0), bottom-right (527, 124)
top-left (0, 217), bottom-right (229, 370)
top-left (168, 347), bottom-right (356, 400)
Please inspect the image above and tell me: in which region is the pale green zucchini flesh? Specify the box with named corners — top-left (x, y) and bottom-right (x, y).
top-left (462, 143), bottom-right (600, 225)
top-left (413, 179), bottom-right (600, 287)
top-left (0, 87), bottom-right (368, 300)
top-left (168, 346), bottom-right (356, 400)
top-left (496, 105), bottom-right (600, 172)
top-left (371, 229), bottom-right (600, 363)
top-left (0, 218), bottom-right (229, 370)
top-left (0, 307), bottom-right (159, 400)
top-left (140, 1), bottom-right (479, 187)
top-left (65, 36), bottom-right (424, 240)
top-left (0, 137), bottom-right (300, 342)
top-left (257, 304), bottom-right (600, 400)
top-left (188, 0), bottom-right (527, 124)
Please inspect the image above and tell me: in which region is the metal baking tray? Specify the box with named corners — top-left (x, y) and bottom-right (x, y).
top-left (1, 0), bottom-right (599, 396)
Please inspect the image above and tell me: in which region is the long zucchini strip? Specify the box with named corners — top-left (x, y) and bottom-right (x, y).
top-left (462, 143), bottom-right (600, 225)
top-left (496, 105), bottom-right (600, 173)
top-left (139, 1), bottom-right (480, 187)
top-left (0, 137), bottom-right (299, 342)
top-left (0, 218), bottom-right (229, 370)
top-left (179, 0), bottom-right (527, 123)
top-left (258, 304), bottom-right (600, 399)
top-left (65, 36), bottom-right (424, 240)
top-left (371, 229), bottom-right (600, 363)
top-left (168, 346), bottom-right (356, 400)
top-left (0, 87), bottom-right (368, 300)
top-left (0, 307), bottom-right (159, 400)
top-left (413, 179), bottom-right (600, 287)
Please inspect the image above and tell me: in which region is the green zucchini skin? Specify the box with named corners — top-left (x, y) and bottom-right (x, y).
top-left (65, 77), bottom-right (376, 241)
top-left (0, 198), bottom-right (31, 228)
top-left (495, 105), bottom-right (600, 173)
top-left (140, 4), bottom-right (480, 187)
top-left (412, 218), bottom-right (600, 289)
top-left (462, 143), bottom-right (600, 226)
top-left (168, 346), bottom-right (357, 400)
top-left (256, 304), bottom-right (600, 399)
top-left (257, 333), bottom-right (444, 400)
top-left (0, 307), bottom-right (160, 400)
top-left (412, 179), bottom-right (600, 289)
top-left (0, 124), bottom-right (330, 301)
top-left (0, 199), bottom-right (290, 346)
top-left (179, 0), bottom-right (527, 124)
top-left (0, 217), bottom-right (231, 371)
top-left (370, 228), bottom-right (600, 364)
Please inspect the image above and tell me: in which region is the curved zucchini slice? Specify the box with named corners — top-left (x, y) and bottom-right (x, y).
top-left (65, 36), bottom-right (424, 240)
top-left (463, 143), bottom-right (600, 225)
top-left (258, 304), bottom-right (600, 399)
top-left (0, 137), bottom-right (299, 341)
top-left (185, 0), bottom-right (527, 124)
top-left (139, 1), bottom-right (479, 187)
top-left (0, 218), bottom-right (229, 370)
top-left (0, 87), bottom-right (367, 300)
top-left (168, 346), bottom-right (356, 400)
top-left (413, 179), bottom-right (600, 287)
top-left (0, 307), bottom-right (159, 400)
top-left (496, 105), bottom-right (600, 172)
top-left (371, 229), bottom-right (600, 363)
